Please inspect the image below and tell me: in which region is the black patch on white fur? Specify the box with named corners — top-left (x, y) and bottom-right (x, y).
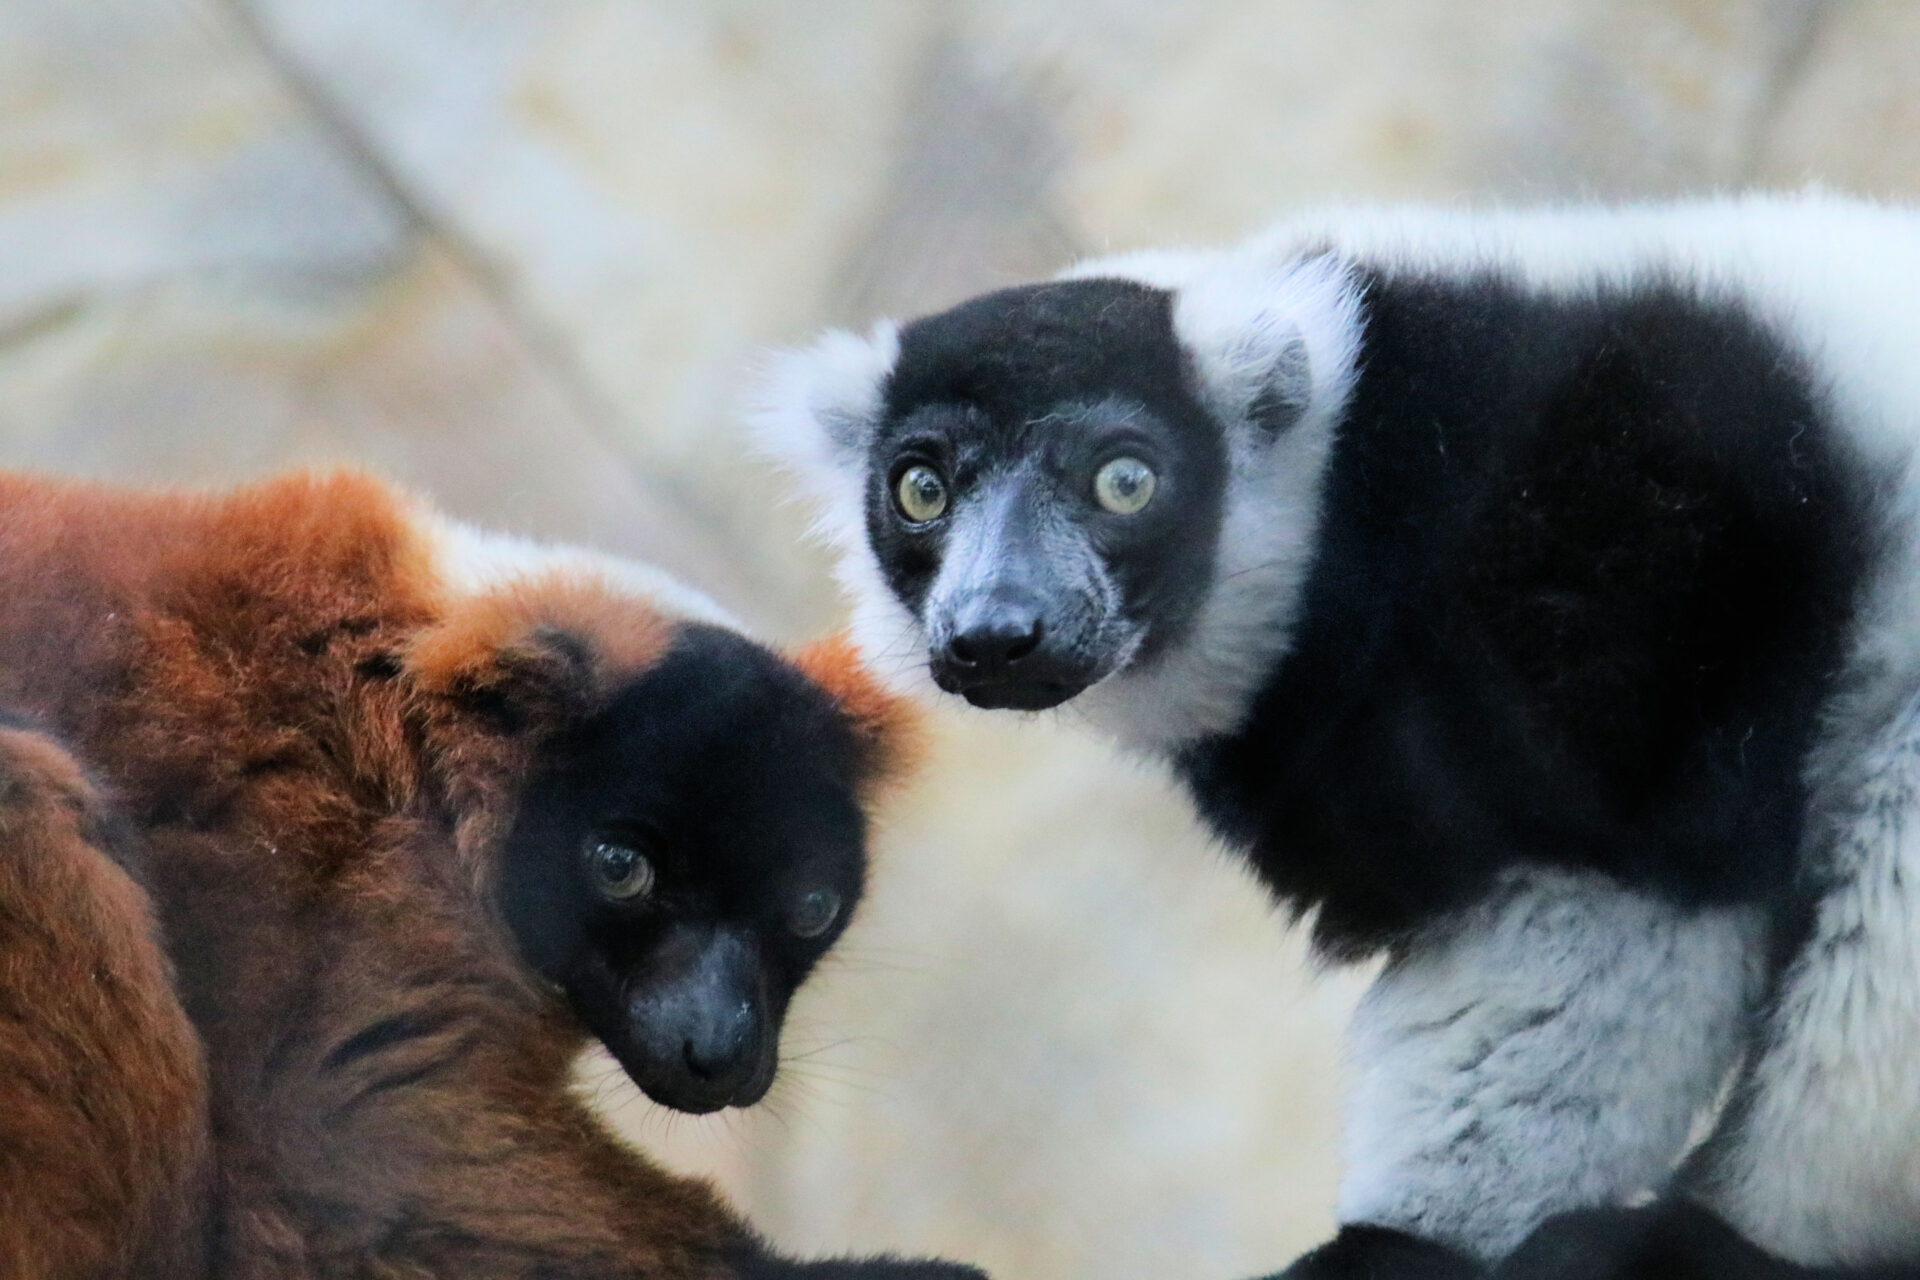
top-left (1177, 271), bottom-right (1879, 960)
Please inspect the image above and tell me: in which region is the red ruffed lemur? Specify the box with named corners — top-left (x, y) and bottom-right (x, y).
top-left (0, 469), bottom-right (978, 1280)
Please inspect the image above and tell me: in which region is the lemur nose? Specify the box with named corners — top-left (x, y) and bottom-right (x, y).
top-left (947, 608), bottom-right (1044, 669)
top-left (680, 1006), bottom-right (755, 1086)
top-left (681, 1038), bottom-right (731, 1082)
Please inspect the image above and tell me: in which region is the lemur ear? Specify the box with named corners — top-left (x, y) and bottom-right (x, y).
top-left (789, 632), bottom-right (926, 800)
top-left (405, 578), bottom-right (679, 889)
top-left (1171, 250), bottom-right (1365, 441)
top-left (406, 577), bottom-right (673, 731)
top-left (749, 323), bottom-right (902, 549)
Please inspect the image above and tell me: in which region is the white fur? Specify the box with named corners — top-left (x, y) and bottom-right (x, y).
top-left (1338, 871), bottom-right (1766, 1262)
top-left (1688, 688), bottom-right (1920, 1267)
top-left (749, 322), bottom-right (902, 554)
top-left (750, 324), bottom-right (941, 698)
top-left (422, 512), bottom-right (739, 629)
top-left (1073, 250), bottom-right (1364, 748)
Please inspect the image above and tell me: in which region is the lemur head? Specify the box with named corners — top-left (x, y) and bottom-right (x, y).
top-left (758, 250), bottom-right (1365, 748)
top-left (413, 577), bottom-right (913, 1115)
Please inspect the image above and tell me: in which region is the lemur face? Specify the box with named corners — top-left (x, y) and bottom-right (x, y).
top-left (761, 255), bottom-right (1364, 745)
top-left (501, 625), bottom-right (871, 1114)
top-left (870, 280), bottom-right (1229, 710)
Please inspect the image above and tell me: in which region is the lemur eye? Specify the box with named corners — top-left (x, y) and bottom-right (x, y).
top-left (789, 887), bottom-right (842, 939)
top-left (894, 465), bottom-right (949, 524)
top-left (1094, 457), bottom-right (1156, 515)
top-left (587, 840), bottom-right (655, 901)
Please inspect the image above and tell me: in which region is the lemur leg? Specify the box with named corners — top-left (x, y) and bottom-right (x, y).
top-left (1332, 869), bottom-right (1765, 1266)
top-left (1682, 693), bottom-right (1920, 1269)
top-left (0, 725), bottom-right (212, 1279)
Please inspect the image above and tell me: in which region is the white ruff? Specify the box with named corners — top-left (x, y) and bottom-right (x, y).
top-left (746, 322), bottom-right (942, 698)
top-left (422, 512), bottom-right (737, 629)
top-left (1073, 250), bottom-right (1364, 750)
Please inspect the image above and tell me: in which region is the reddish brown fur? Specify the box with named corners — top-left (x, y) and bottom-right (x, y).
top-left (0, 469), bottom-right (922, 1279)
top-left (0, 727), bottom-right (212, 1279)
top-left (790, 633), bottom-right (926, 802)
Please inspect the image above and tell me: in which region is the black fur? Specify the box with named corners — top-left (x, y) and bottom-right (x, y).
top-left (873, 280), bottom-right (1229, 670)
top-left (1269, 1204), bottom-right (1920, 1280)
top-left (883, 279), bottom-right (1196, 432)
top-left (731, 1247), bottom-right (987, 1280)
top-left (1275, 1224), bottom-right (1482, 1280)
top-left (500, 623), bottom-right (871, 1111)
top-left (1493, 1203), bottom-right (1919, 1280)
top-left (1175, 271), bottom-right (1878, 959)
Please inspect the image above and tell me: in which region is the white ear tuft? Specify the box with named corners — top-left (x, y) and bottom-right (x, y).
top-left (748, 321), bottom-right (937, 697)
top-left (1172, 251), bottom-right (1366, 439)
top-left (748, 321), bottom-right (900, 551)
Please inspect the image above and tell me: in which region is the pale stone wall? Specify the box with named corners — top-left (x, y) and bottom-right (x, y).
top-left (3, 4), bottom-right (1916, 1278)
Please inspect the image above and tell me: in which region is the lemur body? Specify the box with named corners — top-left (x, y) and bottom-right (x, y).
top-left (0, 469), bottom-right (974, 1280)
top-left (760, 194), bottom-right (1920, 1278)
top-left (0, 720), bottom-right (212, 1277)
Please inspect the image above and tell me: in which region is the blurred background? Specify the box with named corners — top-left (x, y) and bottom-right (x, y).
top-left (5, 2), bottom-right (1920, 1278)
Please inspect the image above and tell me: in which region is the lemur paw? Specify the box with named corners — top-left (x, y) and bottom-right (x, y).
top-left (1269, 1224), bottom-right (1485, 1280)
top-left (1491, 1204), bottom-right (1807, 1280)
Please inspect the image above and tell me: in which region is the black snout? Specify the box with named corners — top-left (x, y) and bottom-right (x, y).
top-left (946, 601), bottom-right (1044, 671)
top-left (679, 1003), bottom-right (756, 1083)
top-left (932, 591), bottom-right (1100, 711)
top-left (615, 927), bottom-right (776, 1114)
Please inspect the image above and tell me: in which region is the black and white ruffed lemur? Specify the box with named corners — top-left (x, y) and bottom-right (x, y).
top-left (758, 193), bottom-right (1920, 1280)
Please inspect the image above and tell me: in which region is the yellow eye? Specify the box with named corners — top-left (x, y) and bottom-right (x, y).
top-left (895, 465), bottom-right (949, 523)
top-left (1094, 457), bottom-right (1156, 515)
top-left (588, 841), bottom-right (655, 901)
